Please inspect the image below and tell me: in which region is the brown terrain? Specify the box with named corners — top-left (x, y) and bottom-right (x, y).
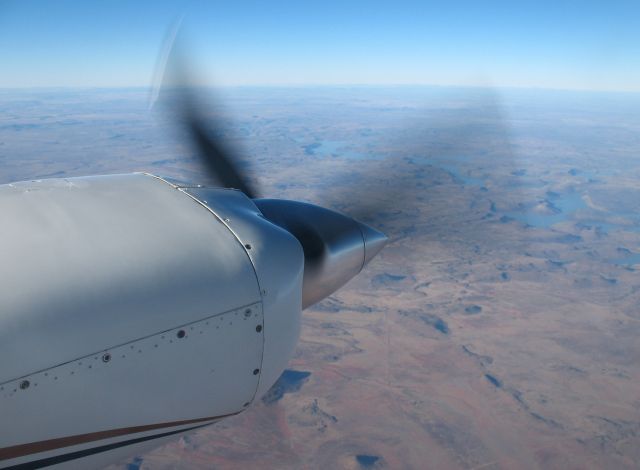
top-left (1, 87), bottom-right (639, 469)
top-left (121, 88), bottom-right (640, 469)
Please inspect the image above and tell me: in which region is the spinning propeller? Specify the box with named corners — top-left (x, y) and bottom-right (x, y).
top-left (152, 26), bottom-right (387, 308)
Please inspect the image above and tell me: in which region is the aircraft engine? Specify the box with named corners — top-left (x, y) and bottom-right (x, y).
top-left (0, 172), bottom-right (385, 469)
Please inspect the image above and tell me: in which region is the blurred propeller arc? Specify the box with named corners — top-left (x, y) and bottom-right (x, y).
top-left (149, 21), bottom-right (391, 308)
top-left (150, 20), bottom-right (258, 198)
top-left (149, 20), bottom-right (522, 288)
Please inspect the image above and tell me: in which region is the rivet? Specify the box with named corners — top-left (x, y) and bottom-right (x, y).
top-left (245, 243), bottom-right (252, 250)
top-left (224, 218), bottom-right (230, 222)
top-left (244, 309), bottom-right (252, 317)
top-left (253, 369), bottom-right (260, 375)
top-left (102, 353), bottom-right (111, 363)
top-left (256, 325), bottom-right (263, 333)
top-left (177, 330), bottom-right (186, 339)
top-left (20, 380), bottom-right (30, 390)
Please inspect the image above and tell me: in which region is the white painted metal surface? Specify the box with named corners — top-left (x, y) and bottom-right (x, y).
top-left (182, 186), bottom-right (304, 399)
top-left (1, 303), bottom-right (263, 469)
top-left (0, 173), bottom-right (305, 469)
top-left (0, 174), bottom-right (260, 383)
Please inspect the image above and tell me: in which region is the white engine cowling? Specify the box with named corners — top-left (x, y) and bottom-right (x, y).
top-left (0, 173), bottom-right (303, 469)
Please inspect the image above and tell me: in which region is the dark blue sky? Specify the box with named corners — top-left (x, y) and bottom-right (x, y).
top-left (1, 0), bottom-right (638, 91)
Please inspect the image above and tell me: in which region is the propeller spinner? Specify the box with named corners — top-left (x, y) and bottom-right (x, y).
top-left (155, 32), bottom-right (388, 309)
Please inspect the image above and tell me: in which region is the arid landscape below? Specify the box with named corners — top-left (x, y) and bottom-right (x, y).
top-left (2, 86), bottom-right (639, 469)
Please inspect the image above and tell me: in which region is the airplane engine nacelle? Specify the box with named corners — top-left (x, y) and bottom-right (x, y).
top-left (0, 173), bottom-right (303, 469)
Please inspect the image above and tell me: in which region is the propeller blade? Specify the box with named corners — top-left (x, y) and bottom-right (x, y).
top-left (152, 21), bottom-right (257, 198)
top-left (313, 88), bottom-right (518, 237)
top-left (180, 98), bottom-right (257, 198)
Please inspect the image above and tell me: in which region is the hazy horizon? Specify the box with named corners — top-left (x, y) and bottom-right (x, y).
top-left (1, 84), bottom-right (640, 96)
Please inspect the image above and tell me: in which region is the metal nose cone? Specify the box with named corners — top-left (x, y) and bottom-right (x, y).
top-left (357, 222), bottom-right (388, 269)
top-left (253, 198), bottom-right (388, 309)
